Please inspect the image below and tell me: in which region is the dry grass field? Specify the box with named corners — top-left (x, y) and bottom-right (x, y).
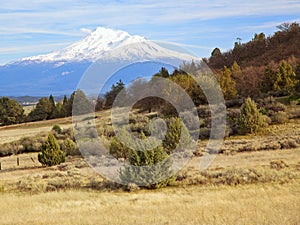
top-left (0, 108), bottom-right (300, 224)
top-left (0, 182), bottom-right (299, 225)
top-left (0, 117), bottom-right (72, 144)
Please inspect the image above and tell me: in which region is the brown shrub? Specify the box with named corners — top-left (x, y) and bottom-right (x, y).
top-left (270, 160), bottom-right (288, 170)
top-left (279, 139), bottom-right (299, 149)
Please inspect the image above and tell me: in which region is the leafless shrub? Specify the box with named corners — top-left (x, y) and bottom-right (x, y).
top-left (271, 111), bottom-right (288, 124)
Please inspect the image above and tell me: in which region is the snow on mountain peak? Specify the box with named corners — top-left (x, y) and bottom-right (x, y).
top-left (20, 27), bottom-right (196, 63)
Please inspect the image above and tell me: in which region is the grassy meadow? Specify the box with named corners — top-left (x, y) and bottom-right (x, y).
top-left (0, 105), bottom-right (300, 224)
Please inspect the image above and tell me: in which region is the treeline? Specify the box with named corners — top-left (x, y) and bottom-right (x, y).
top-left (205, 22), bottom-right (300, 98)
top-left (0, 90), bottom-right (90, 126)
top-left (207, 22), bottom-right (300, 69)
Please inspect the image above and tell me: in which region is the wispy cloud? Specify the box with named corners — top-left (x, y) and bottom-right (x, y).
top-left (1, 0), bottom-right (300, 63)
top-left (0, 42), bottom-right (71, 54)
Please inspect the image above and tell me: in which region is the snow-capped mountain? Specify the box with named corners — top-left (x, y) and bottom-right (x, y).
top-left (0, 27), bottom-right (198, 96)
top-left (20, 27), bottom-right (196, 63)
top-left (21, 27), bottom-right (148, 62)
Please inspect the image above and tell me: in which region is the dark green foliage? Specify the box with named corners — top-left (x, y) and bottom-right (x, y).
top-left (0, 97), bottom-right (24, 125)
top-left (109, 128), bottom-right (131, 160)
top-left (52, 124), bottom-right (62, 134)
top-left (261, 65), bottom-right (276, 93)
top-left (104, 80), bottom-right (125, 108)
top-left (273, 60), bottom-right (297, 94)
top-left (48, 94), bottom-right (56, 118)
top-left (211, 48), bottom-right (221, 57)
top-left (154, 67), bottom-right (170, 78)
top-left (294, 64), bottom-right (300, 92)
top-left (253, 32), bottom-right (266, 42)
top-left (61, 138), bottom-right (79, 156)
top-left (72, 89), bottom-right (93, 116)
top-left (62, 95), bottom-right (71, 116)
top-left (162, 117), bottom-right (181, 154)
top-left (38, 133), bottom-right (66, 166)
top-left (52, 102), bottom-right (66, 118)
top-left (261, 61), bottom-right (297, 95)
top-left (238, 97), bottom-right (268, 134)
top-left (120, 133), bottom-right (174, 189)
top-left (28, 97), bottom-right (53, 121)
top-left (162, 117), bottom-right (193, 154)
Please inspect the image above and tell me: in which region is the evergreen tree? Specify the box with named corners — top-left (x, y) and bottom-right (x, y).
top-left (220, 66), bottom-right (237, 100)
top-left (154, 67), bottom-right (170, 78)
top-left (273, 60), bottom-right (297, 93)
top-left (104, 80), bottom-right (125, 108)
top-left (38, 133), bottom-right (66, 166)
top-left (61, 138), bottom-right (79, 156)
top-left (52, 102), bottom-right (66, 118)
top-left (48, 94), bottom-right (56, 119)
top-left (230, 61), bottom-right (243, 94)
top-left (0, 97), bottom-right (24, 125)
top-left (211, 48), bottom-right (222, 57)
top-left (109, 127), bottom-right (132, 160)
top-left (230, 61), bottom-right (243, 79)
top-left (162, 117), bottom-right (193, 155)
top-left (120, 132), bottom-right (174, 189)
top-left (62, 95), bottom-right (70, 117)
top-left (72, 89), bottom-right (92, 116)
top-left (238, 97), bottom-right (268, 134)
top-left (162, 117), bottom-right (181, 154)
top-left (261, 65), bottom-right (275, 93)
top-left (28, 97), bottom-right (53, 121)
top-left (295, 64), bottom-right (300, 92)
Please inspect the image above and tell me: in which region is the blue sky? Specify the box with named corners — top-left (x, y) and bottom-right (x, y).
top-left (1, 0), bottom-right (300, 65)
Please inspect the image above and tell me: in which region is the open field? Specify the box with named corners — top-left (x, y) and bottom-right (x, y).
top-left (0, 182), bottom-right (299, 225)
top-left (0, 117), bottom-right (73, 144)
top-left (0, 108), bottom-right (300, 224)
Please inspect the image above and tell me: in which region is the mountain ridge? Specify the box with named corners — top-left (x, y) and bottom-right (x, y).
top-left (0, 27), bottom-right (197, 96)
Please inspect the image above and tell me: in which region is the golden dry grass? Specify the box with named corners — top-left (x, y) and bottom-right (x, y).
top-left (0, 108), bottom-right (300, 224)
top-left (0, 182), bottom-right (299, 225)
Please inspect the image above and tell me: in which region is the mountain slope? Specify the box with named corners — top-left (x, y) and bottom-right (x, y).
top-left (207, 22), bottom-right (300, 70)
top-left (0, 27), bottom-right (197, 96)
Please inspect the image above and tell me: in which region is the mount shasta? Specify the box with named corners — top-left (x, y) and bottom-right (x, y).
top-left (0, 27), bottom-right (197, 96)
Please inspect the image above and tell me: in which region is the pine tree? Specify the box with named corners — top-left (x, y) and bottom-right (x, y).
top-left (38, 133), bottom-right (66, 166)
top-left (261, 65), bottom-right (275, 93)
top-left (154, 67), bottom-right (170, 78)
top-left (72, 89), bottom-right (92, 116)
top-left (104, 80), bottom-right (125, 108)
top-left (238, 97), bottom-right (268, 134)
top-left (52, 102), bottom-right (66, 118)
top-left (0, 97), bottom-right (24, 125)
top-left (28, 97), bottom-right (53, 121)
top-left (62, 95), bottom-right (69, 117)
top-left (230, 61), bottom-right (243, 79)
top-left (120, 132), bottom-right (174, 189)
top-left (220, 66), bottom-right (237, 100)
top-left (273, 60), bottom-right (297, 93)
top-left (295, 64), bottom-right (300, 92)
top-left (230, 61), bottom-right (243, 95)
top-left (48, 94), bottom-right (56, 119)
top-left (109, 127), bottom-right (132, 160)
top-left (211, 48), bottom-right (222, 57)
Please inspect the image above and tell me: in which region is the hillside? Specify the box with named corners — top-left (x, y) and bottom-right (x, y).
top-left (207, 22), bottom-right (300, 70)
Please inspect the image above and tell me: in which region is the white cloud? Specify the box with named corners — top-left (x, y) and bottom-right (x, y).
top-left (61, 71), bottom-right (72, 76)
top-left (80, 28), bottom-right (92, 34)
top-left (1, 0), bottom-right (300, 64)
top-left (0, 42), bottom-right (71, 54)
